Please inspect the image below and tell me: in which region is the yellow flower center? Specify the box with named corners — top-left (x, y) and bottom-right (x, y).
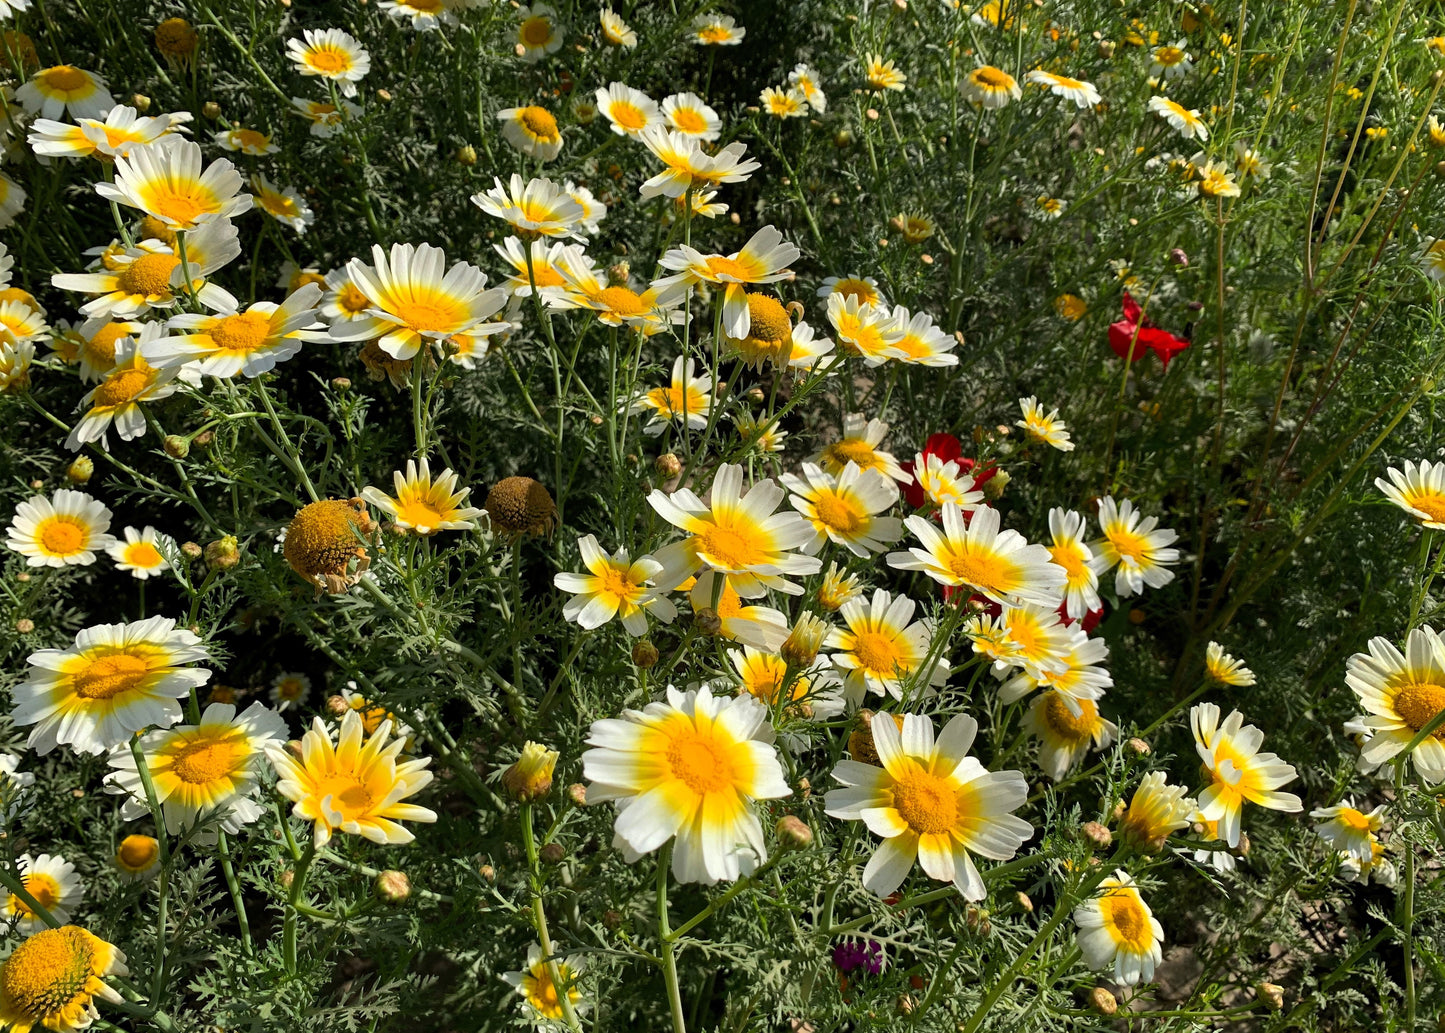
top-left (831, 278), bottom-right (877, 304)
top-left (1155, 46), bottom-right (1185, 65)
top-left (1041, 692), bottom-right (1098, 742)
top-left (825, 439), bottom-right (882, 471)
top-left (307, 46), bottom-right (351, 74)
top-left (9, 874), bottom-right (59, 919)
top-left (392, 293), bottom-right (464, 333)
top-left (407, 0), bottom-right (442, 9)
top-left (596, 285), bottom-right (646, 316)
top-left (118, 835), bottom-right (159, 870)
top-left (209, 310), bottom-right (272, 354)
top-left (316, 773), bottom-right (374, 822)
top-left (40, 65), bottom-right (88, 92)
top-left (155, 19), bottom-right (197, 56)
top-left (595, 564), bottom-right (636, 601)
top-left (520, 16), bottom-right (553, 47)
top-left (1407, 492), bottom-right (1445, 524)
top-left (945, 546), bottom-right (1018, 593)
top-left (170, 735), bottom-right (242, 785)
top-left (972, 66), bottom-right (1011, 89)
top-left (744, 294), bottom-right (790, 344)
top-left (276, 678), bottom-right (306, 700)
top-left (37, 518), bottom-right (87, 556)
top-left (651, 385), bottom-right (703, 417)
top-left (284, 499), bottom-right (372, 578)
top-left (741, 657), bottom-right (791, 704)
top-left (696, 519), bottom-right (767, 570)
top-left (262, 191), bottom-right (300, 218)
top-left (0, 926), bottom-right (95, 1018)
top-left (814, 491), bottom-right (863, 535)
top-left (1337, 808), bottom-right (1372, 833)
top-left (1394, 682), bottom-right (1445, 737)
top-left (232, 129), bottom-right (268, 150)
top-left (525, 264), bottom-right (565, 288)
top-left (610, 100), bottom-right (647, 130)
top-left (117, 253), bottom-right (180, 297)
top-left (704, 255), bottom-right (757, 281)
top-left (1049, 543), bottom-right (1086, 580)
top-left (138, 215), bottom-right (176, 245)
top-left (141, 183), bottom-right (217, 227)
top-left (93, 367), bottom-right (151, 408)
top-left (672, 107), bottom-right (707, 133)
top-left (524, 965), bottom-right (568, 1018)
top-left (851, 629), bottom-right (906, 677)
top-left (518, 105), bottom-right (559, 140)
top-left (1102, 889), bottom-right (1152, 950)
top-left (698, 25), bottom-right (731, 43)
top-left (395, 496), bottom-right (446, 529)
top-left (891, 770), bottom-right (959, 835)
top-left (351, 699), bottom-right (393, 736)
top-left (1107, 527), bottom-right (1150, 564)
top-left (74, 652), bottom-right (150, 699)
top-left (665, 730), bottom-right (737, 794)
top-left (337, 283), bottom-right (369, 314)
top-left (123, 542), bottom-right (163, 568)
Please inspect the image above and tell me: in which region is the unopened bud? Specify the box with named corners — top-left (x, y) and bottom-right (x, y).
top-left (781, 613), bottom-right (829, 668)
top-left (202, 101), bottom-right (220, 120)
top-left (1081, 821), bottom-right (1112, 849)
top-left (478, 864), bottom-right (496, 882)
top-left (501, 741), bottom-right (559, 803)
top-left (567, 783), bottom-right (588, 807)
top-left (895, 994), bottom-right (916, 1016)
top-left (14, 619), bottom-right (33, 634)
top-left (965, 907), bottom-right (991, 936)
top-left (325, 694), bottom-right (349, 717)
top-left (193, 429), bottom-right (214, 447)
top-left (1128, 608), bottom-right (1147, 624)
top-left (1015, 891), bottom-right (1033, 913)
top-left (695, 608), bottom-right (722, 636)
top-left (1088, 987), bottom-right (1118, 1015)
top-left (982, 469), bottom-right (1010, 500)
top-left (27, 479), bottom-right (41, 490)
top-left (602, 908), bottom-right (623, 929)
top-left (539, 842), bottom-right (565, 865)
top-left (776, 815), bottom-right (813, 850)
top-left (606, 261), bottom-right (630, 286)
top-left (1256, 982), bottom-right (1284, 1011)
top-left (181, 541), bottom-right (203, 559)
top-left (632, 639), bottom-right (659, 668)
top-left (745, 386), bottom-right (765, 404)
top-left (286, 740), bottom-right (303, 759)
top-left (1098, 40), bottom-right (1116, 58)
top-left (204, 535), bottom-right (240, 571)
top-left (1237, 832), bottom-right (1251, 857)
top-left (1169, 247), bottom-right (1189, 267)
top-left (1436, 160), bottom-right (1445, 179)
top-left (375, 88), bottom-right (393, 103)
top-left (279, 869), bottom-right (295, 890)
top-left (14, 573), bottom-right (27, 582)
top-left (833, 128), bottom-right (854, 148)
top-left (163, 434), bottom-right (189, 458)
top-left (131, 93), bottom-right (151, 112)
top-left (66, 457), bottom-right (93, 484)
top-left (331, 377), bottom-right (351, 391)
top-left (456, 144), bottom-right (477, 166)
top-left (1127, 737), bottom-right (1150, 756)
top-left (374, 869), bottom-right (411, 903)
top-left (655, 452), bottom-right (682, 478)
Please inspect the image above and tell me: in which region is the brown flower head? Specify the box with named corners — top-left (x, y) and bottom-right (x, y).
top-left (283, 498), bottom-right (375, 594)
top-left (483, 476), bottom-right (557, 538)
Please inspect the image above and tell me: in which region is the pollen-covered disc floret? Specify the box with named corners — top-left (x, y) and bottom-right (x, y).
top-left (0, 925), bottom-right (128, 1033)
top-left (824, 712), bottom-right (1032, 899)
top-left (483, 476), bottom-right (558, 538)
top-left (283, 498), bottom-right (376, 593)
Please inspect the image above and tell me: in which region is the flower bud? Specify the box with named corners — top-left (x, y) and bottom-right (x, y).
top-left (162, 434), bottom-right (189, 458)
top-left (1127, 737), bottom-right (1150, 756)
top-left (14, 618), bottom-right (33, 634)
top-left (331, 377), bottom-right (351, 391)
top-left (325, 694), bottom-right (349, 717)
top-left (833, 128), bottom-right (854, 148)
top-left (280, 869), bottom-right (295, 890)
top-left (193, 429), bottom-right (214, 447)
top-left (1088, 987), bottom-right (1118, 1015)
top-left (539, 842), bottom-right (566, 865)
top-left (501, 741), bottom-right (559, 803)
top-left (181, 541), bottom-right (203, 559)
top-left (695, 608), bottom-right (723, 636)
top-left (965, 907), bottom-right (991, 936)
top-left (1237, 831), bottom-right (1251, 857)
top-left (781, 613), bottom-right (829, 668)
top-left (455, 144), bottom-right (477, 166)
top-left (202, 101), bottom-right (220, 120)
top-left (204, 535), bottom-right (240, 571)
top-left (745, 386), bottom-right (766, 404)
top-left (1256, 982), bottom-right (1284, 1011)
top-left (1128, 608), bottom-right (1147, 624)
top-left (567, 783), bottom-right (588, 807)
top-left (376, 88), bottom-right (393, 103)
top-left (1098, 40), bottom-right (1116, 58)
top-left (14, 572), bottom-right (27, 582)
top-left (1081, 821), bottom-right (1112, 849)
top-left (606, 261), bottom-right (630, 286)
top-left (374, 869), bottom-right (411, 903)
top-left (632, 639), bottom-right (659, 668)
top-left (1433, 70), bottom-right (1445, 88)
top-left (1169, 247), bottom-right (1189, 267)
top-left (776, 815), bottom-right (813, 850)
top-left (655, 452), bottom-right (682, 478)
top-left (602, 908), bottom-right (623, 929)
top-left (982, 469), bottom-right (1010, 500)
top-left (895, 994), bottom-right (916, 1016)
top-left (131, 93), bottom-right (151, 112)
top-left (1015, 891), bottom-right (1033, 913)
top-left (27, 479), bottom-right (41, 490)
top-left (478, 864), bottom-right (496, 882)
top-left (66, 457), bottom-right (93, 484)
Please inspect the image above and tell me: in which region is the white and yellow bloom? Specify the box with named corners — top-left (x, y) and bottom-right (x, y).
top-left (890, 306), bottom-right (959, 367)
top-left (865, 54), bottom-right (906, 92)
top-left (13, 616), bottom-right (211, 755)
top-left (378, 0), bottom-right (457, 31)
top-left (6, 489), bottom-right (114, 568)
top-left (1047, 508), bottom-right (1101, 621)
top-left (582, 683), bottom-right (789, 884)
top-left (250, 174), bottom-right (314, 234)
top-left (689, 572), bottom-right (789, 652)
top-left (1340, 838), bottom-right (1397, 887)
top-left (1345, 625), bottom-right (1445, 782)
top-left (733, 410), bottom-right (788, 454)
top-left (0, 924), bottom-right (128, 1032)
top-left (692, 13), bottom-right (744, 45)
top-left (1377, 459), bottom-right (1445, 529)
top-left (67, 329), bottom-right (185, 452)
top-left (599, 8), bottom-right (636, 47)
top-left (637, 126), bottom-right (758, 199)
top-left (595, 82), bottom-right (660, 136)
top-left (997, 628), bottom-right (1111, 708)
top-left (1234, 141), bottom-right (1272, 180)
top-left (1016, 396), bottom-right (1075, 451)
top-left (816, 273), bottom-right (885, 308)
top-left (497, 105), bottom-right (563, 161)
top-left (320, 261), bottom-right (376, 328)
top-left (0, 171), bottom-right (23, 228)
top-left (781, 461), bottom-right (903, 558)
top-left (553, 535), bottom-right (676, 636)
top-left (493, 237), bottom-right (574, 302)
top-left (471, 174), bottom-right (587, 239)
top-left (5, 854), bottom-right (82, 933)
top-left (647, 462), bottom-right (821, 595)
top-left (555, 257), bottom-right (686, 335)
top-left (1195, 160), bottom-right (1240, 199)
top-left (890, 503), bottom-right (1065, 607)
top-left (267, 710), bottom-right (436, 847)
top-left (1150, 40), bottom-right (1193, 79)
top-left (661, 92), bottom-right (721, 141)
top-left (503, 944), bottom-right (587, 1023)
top-left (517, 4), bottom-right (563, 61)
top-left (658, 225), bottom-right (799, 340)
top-left (104, 701), bottom-right (287, 837)
top-left (824, 712), bottom-right (1031, 898)
top-left (269, 672), bottom-right (310, 711)
top-left (814, 413), bottom-right (911, 483)
top-left (826, 588), bottom-right (948, 703)
top-left (114, 835), bottom-right (161, 883)
top-left (1148, 95), bottom-right (1209, 141)
top-left (727, 645), bottom-right (843, 717)
top-left (761, 86), bottom-right (807, 118)
top-left (1090, 496), bottom-right (1180, 597)
top-left (1022, 689), bottom-right (1118, 780)
top-left (292, 96), bottom-right (361, 137)
top-left (52, 220), bottom-right (241, 319)
top-left (29, 105), bottom-right (185, 161)
top-left (1074, 871), bottom-right (1164, 985)
top-left (149, 282), bottom-right (325, 378)
top-left (1118, 771), bottom-right (1194, 851)
top-left (1024, 69), bottom-right (1100, 108)
top-left (911, 452), bottom-right (985, 510)
top-left (286, 27), bottom-right (369, 97)
top-left (362, 458), bottom-right (483, 535)
top-left (106, 525), bottom-right (173, 580)
top-left (826, 293), bottom-right (904, 366)
top-left (0, 336), bottom-right (31, 393)
top-left (1204, 641), bottom-right (1255, 686)
top-left (1311, 798), bottom-right (1385, 861)
top-left (1191, 702), bottom-right (1302, 847)
top-left (629, 354), bottom-right (712, 435)
top-left (789, 63), bottom-right (826, 113)
top-left (962, 65), bottom-right (1021, 108)
top-left (969, 602), bottom-right (1074, 677)
top-left (16, 65), bottom-right (112, 120)
top-left (212, 126), bottom-right (278, 156)
top-left (95, 135), bottom-right (252, 230)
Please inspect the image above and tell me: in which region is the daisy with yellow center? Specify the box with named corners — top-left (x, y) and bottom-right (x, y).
top-left (6, 489), bottom-right (114, 569)
top-left (648, 462), bottom-right (821, 596)
top-left (1233, 141), bottom-right (1272, 179)
top-left (1022, 689), bottom-right (1118, 780)
top-left (890, 503), bottom-right (1065, 607)
top-left (1035, 196), bottom-right (1066, 219)
top-left (332, 242), bottom-right (510, 361)
top-left (213, 126), bottom-right (278, 156)
top-left (286, 28), bottom-right (370, 97)
top-left (13, 615), bottom-right (211, 755)
top-left (503, 944), bottom-right (588, 1023)
top-left (1422, 241), bottom-right (1445, 284)
top-left (250, 173), bottom-right (314, 234)
top-left (0, 925), bottom-right (127, 1033)
top-left (595, 81), bottom-right (660, 136)
top-left (15, 65), bottom-right (113, 120)
top-left (1073, 871), bottom-right (1164, 985)
top-left (267, 710), bottom-right (437, 847)
top-left (962, 65), bottom-right (1021, 109)
top-left (497, 105), bottom-right (563, 160)
top-left (1191, 702), bottom-right (1302, 847)
top-left (658, 225), bottom-right (800, 340)
top-left (1377, 459), bottom-right (1445, 528)
top-left (1345, 625), bottom-right (1445, 782)
top-left (826, 293), bottom-right (905, 366)
top-left (1090, 496), bottom-right (1180, 597)
top-left (1310, 798), bottom-right (1385, 861)
top-left (378, 0), bottom-right (457, 31)
top-left (292, 96), bottom-right (361, 138)
top-left (276, 261), bottom-right (328, 296)
top-left (104, 701), bottom-right (287, 837)
top-left (761, 85), bottom-right (808, 118)
top-left (555, 258), bottom-right (687, 335)
top-left (1024, 69), bottom-right (1100, 108)
top-left (813, 413), bottom-right (911, 483)
top-left (554, 534), bottom-right (677, 636)
top-left (29, 105), bottom-right (185, 161)
top-left (728, 646), bottom-right (844, 718)
top-left (865, 54), bottom-right (906, 92)
top-left (599, 9), bottom-right (636, 47)
top-left (583, 684), bottom-right (789, 884)
top-left (816, 561), bottom-right (863, 612)
top-left (147, 282), bottom-right (325, 378)
top-left (1204, 641), bottom-right (1255, 686)
top-left (95, 135), bottom-right (252, 230)
top-left (973, 601), bottom-right (1074, 677)
top-left (1190, 813), bottom-right (1237, 872)
top-left (67, 329), bottom-right (185, 452)
top-left (733, 410), bottom-right (789, 455)
top-left (630, 354), bottom-right (713, 435)
top-left (106, 524), bottom-right (173, 579)
top-left (270, 671), bottom-right (310, 710)
top-left (816, 274), bottom-right (885, 308)
top-left (910, 452), bottom-right (985, 510)
top-left (565, 181), bottom-right (607, 234)
top-left (340, 686), bottom-right (414, 743)
top-left (319, 262), bottom-right (374, 328)
top-left (789, 63), bottom-right (827, 113)
top-left (517, 4), bottom-right (563, 61)
top-left (1016, 396), bottom-right (1075, 451)
top-left (1340, 838), bottom-right (1397, 886)
top-left (1047, 507), bottom-right (1101, 621)
top-left (1150, 40), bottom-right (1193, 79)
top-left (154, 16), bottom-right (198, 63)
top-left (0, 297), bottom-right (46, 349)
top-left (472, 173), bottom-right (587, 239)
top-left (997, 629), bottom-right (1111, 708)
top-left (362, 458), bottom-right (483, 536)
top-left (1196, 161), bottom-right (1240, 199)
top-left (824, 711), bottom-right (1031, 899)
top-left (724, 292), bottom-right (797, 369)
top-left (661, 92), bottom-right (721, 141)
top-left (637, 126), bottom-right (759, 199)
top-left (692, 13), bottom-right (744, 45)
top-left (1117, 771), bottom-right (1194, 852)
top-left (889, 306), bottom-right (959, 367)
top-left (689, 572), bottom-right (790, 652)
top-left (114, 834), bottom-right (161, 883)
top-left (52, 222), bottom-right (242, 319)
top-left (826, 588), bottom-right (948, 703)
top-left (0, 336), bottom-right (30, 392)
top-left (493, 237), bottom-right (575, 303)
top-left (1148, 95), bottom-right (1210, 141)
top-left (5, 855), bottom-right (81, 933)
top-left (781, 461), bottom-right (904, 558)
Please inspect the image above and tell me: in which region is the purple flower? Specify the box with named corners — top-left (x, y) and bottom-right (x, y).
top-left (832, 938), bottom-right (885, 975)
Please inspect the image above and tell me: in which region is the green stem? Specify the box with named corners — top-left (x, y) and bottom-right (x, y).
top-left (283, 841), bottom-right (317, 975)
top-left (520, 804), bottom-right (584, 1031)
top-left (128, 741), bottom-right (171, 1003)
top-left (215, 831), bottom-right (253, 957)
top-left (657, 843), bottom-right (687, 1033)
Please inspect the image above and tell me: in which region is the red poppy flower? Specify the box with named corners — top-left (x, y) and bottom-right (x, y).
top-left (1108, 292), bottom-right (1189, 368)
top-left (1058, 601), bottom-right (1104, 633)
top-left (900, 433), bottom-right (998, 509)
